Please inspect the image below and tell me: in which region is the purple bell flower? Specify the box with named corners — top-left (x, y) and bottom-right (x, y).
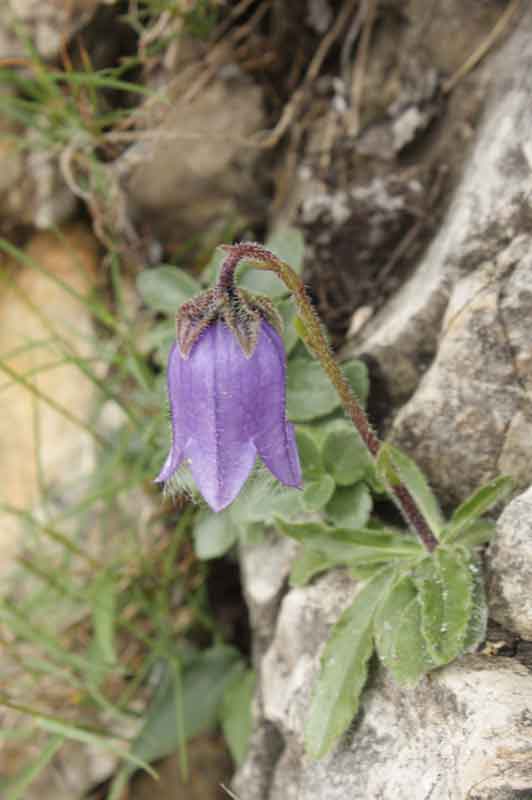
top-left (156, 318), bottom-right (302, 512)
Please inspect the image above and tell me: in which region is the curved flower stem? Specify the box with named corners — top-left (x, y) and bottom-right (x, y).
top-left (219, 242), bottom-right (438, 553)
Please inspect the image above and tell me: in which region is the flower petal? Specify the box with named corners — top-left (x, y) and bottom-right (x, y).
top-left (185, 437), bottom-right (257, 511)
top-left (155, 342), bottom-right (186, 483)
top-left (255, 420), bottom-right (302, 488)
top-left (181, 322), bottom-right (259, 510)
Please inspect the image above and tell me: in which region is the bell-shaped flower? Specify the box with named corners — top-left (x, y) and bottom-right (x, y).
top-left (156, 318), bottom-right (302, 511)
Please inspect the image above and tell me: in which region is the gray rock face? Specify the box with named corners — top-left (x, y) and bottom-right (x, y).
top-left (235, 560), bottom-right (532, 800)
top-left (0, 1), bottom-right (98, 61)
top-left (372, 12), bottom-right (532, 505)
top-left (490, 486), bottom-right (532, 640)
top-left (270, 654), bottom-right (532, 800)
top-left (240, 533), bottom-right (297, 662)
top-left (120, 61), bottom-right (265, 248)
top-left (392, 235), bottom-right (532, 506)
top-left (236, 10), bottom-right (532, 800)
top-left (350, 8), bottom-right (532, 423)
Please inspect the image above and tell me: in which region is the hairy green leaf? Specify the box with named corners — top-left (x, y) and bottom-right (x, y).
top-left (287, 358), bottom-right (340, 421)
top-left (276, 297), bottom-right (299, 354)
top-left (443, 476), bottom-right (513, 542)
top-left (193, 511), bottom-right (237, 559)
top-left (343, 360), bottom-right (369, 408)
top-left (445, 519), bottom-right (496, 549)
top-left (462, 557), bottom-right (488, 653)
top-left (136, 266), bottom-right (201, 313)
top-left (220, 666), bottom-right (256, 766)
top-left (322, 423), bottom-right (374, 486)
top-left (305, 568), bottom-right (395, 758)
top-left (377, 444), bottom-right (445, 538)
top-left (289, 548), bottom-right (340, 587)
top-left (374, 576), bottom-right (434, 685)
top-left (239, 227), bottom-right (304, 297)
top-left (301, 475), bottom-right (336, 512)
top-left (296, 428), bottom-right (324, 480)
top-left (275, 518), bottom-right (423, 566)
top-left (326, 483), bottom-right (373, 529)
top-left (414, 549), bottom-right (473, 666)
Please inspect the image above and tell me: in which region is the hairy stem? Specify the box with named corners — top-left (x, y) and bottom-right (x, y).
top-left (219, 242), bottom-right (438, 553)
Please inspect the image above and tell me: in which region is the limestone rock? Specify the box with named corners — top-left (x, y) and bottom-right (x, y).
top-left (391, 235), bottom-right (532, 506)
top-left (238, 567), bottom-right (532, 800)
top-left (376, 10), bottom-right (532, 503)
top-left (0, 225), bottom-right (99, 575)
top-left (261, 570), bottom-right (358, 742)
top-left (343, 6), bottom-right (532, 408)
top-left (240, 532), bottom-right (298, 662)
top-left (489, 486), bottom-right (532, 640)
top-left (0, 1), bottom-right (99, 61)
top-left (0, 86), bottom-right (77, 230)
top-left (120, 62), bottom-right (265, 248)
top-left (270, 655), bottom-right (532, 800)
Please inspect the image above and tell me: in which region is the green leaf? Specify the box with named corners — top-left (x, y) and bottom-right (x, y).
top-left (220, 666), bottom-right (256, 766)
top-left (266, 226), bottom-right (305, 272)
top-left (443, 476), bottom-right (513, 543)
top-left (413, 548), bottom-right (473, 666)
top-left (136, 266), bottom-right (201, 313)
top-left (276, 298), bottom-right (299, 354)
top-left (289, 548), bottom-right (340, 587)
top-left (343, 360), bottom-right (369, 408)
top-left (326, 484), bottom-right (373, 529)
top-left (374, 576), bottom-right (434, 685)
top-left (229, 480), bottom-right (301, 526)
top-left (202, 247), bottom-right (226, 285)
top-left (462, 557), bottom-right (488, 653)
top-left (349, 562), bottom-right (394, 581)
top-left (296, 428), bottom-right (324, 480)
top-left (287, 357), bottom-right (341, 422)
top-left (90, 570), bottom-right (117, 666)
top-left (376, 444), bottom-right (445, 538)
top-left (301, 475), bottom-right (336, 512)
top-left (193, 511), bottom-right (237, 559)
top-left (445, 519), bottom-right (496, 549)
top-left (322, 422), bottom-right (374, 486)
top-left (238, 227), bottom-right (304, 297)
top-left (305, 568), bottom-right (395, 758)
top-left (274, 518), bottom-right (423, 566)
top-left (130, 646), bottom-right (241, 767)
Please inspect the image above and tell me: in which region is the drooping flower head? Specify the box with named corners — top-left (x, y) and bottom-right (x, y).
top-left (156, 258), bottom-right (302, 511)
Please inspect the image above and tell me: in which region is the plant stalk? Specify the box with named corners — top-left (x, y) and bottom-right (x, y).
top-left (219, 242), bottom-right (439, 553)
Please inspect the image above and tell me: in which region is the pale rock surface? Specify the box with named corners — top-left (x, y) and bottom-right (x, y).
top-left (236, 11), bottom-right (532, 800)
top-left (0, 225), bottom-right (99, 574)
top-left (121, 61), bottom-right (265, 247)
top-left (391, 235), bottom-right (532, 506)
top-left (0, 86), bottom-right (77, 229)
top-left (240, 532), bottom-right (298, 661)
top-left (349, 8), bottom-right (532, 409)
top-left (0, 0), bottom-right (99, 61)
top-left (366, 11), bottom-right (532, 505)
top-left (236, 566), bottom-right (532, 800)
top-left (490, 485), bottom-right (532, 640)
